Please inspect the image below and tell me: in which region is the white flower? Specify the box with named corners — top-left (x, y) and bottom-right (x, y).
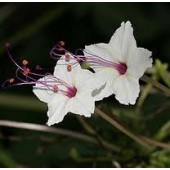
top-left (33, 54), bottom-right (101, 126)
top-left (84, 21), bottom-right (153, 105)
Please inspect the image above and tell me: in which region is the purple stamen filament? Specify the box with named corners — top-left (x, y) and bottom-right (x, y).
top-left (4, 46), bottom-right (77, 98)
top-left (81, 50), bottom-right (128, 74)
top-left (77, 54), bottom-right (127, 75)
top-left (50, 44), bottom-right (127, 75)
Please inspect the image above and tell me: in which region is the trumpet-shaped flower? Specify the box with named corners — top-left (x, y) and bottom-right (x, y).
top-left (33, 54), bottom-right (102, 126)
top-left (3, 45), bottom-right (103, 126)
top-left (83, 21), bottom-right (153, 105)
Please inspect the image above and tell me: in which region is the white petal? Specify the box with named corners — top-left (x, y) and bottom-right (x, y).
top-left (127, 48), bottom-right (153, 78)
top-left (33, 76), bottom-right (55, 103)
top-left (113, 76), bottom-right (140, 105)
top-left (109, 21), bottom-right (137, 61)
top-left (74, 68), bottom-right (104, 92)
top-left (47, 94), bottom-right (69, 126)
top-left (92, 68), bottom-right (119, 101)
top-left (68, 92), bottom-right (95, 117)
top-left (84, 43), bottom-right (114, 63)
top-left (53, 55), bottom-right (81, 85)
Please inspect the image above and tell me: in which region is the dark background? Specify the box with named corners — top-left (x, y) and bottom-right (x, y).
top-left (0, 3), bottom-right (170, 168)
top-left (1, 3), bottom-right (170, 84)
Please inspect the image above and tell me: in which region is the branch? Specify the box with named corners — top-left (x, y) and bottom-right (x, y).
top-left (95, 107), bottom-right (170, 150)
top-left (95, 107), bottom-right (148, 147)
top-left (76, 116), bottom-right (119, 153)
top-left (140, 136), bottom-right (170, 150)
top-left (0, 120), bottom-right (118, 152)
top-left (141, 75), bottom-right (170, 95)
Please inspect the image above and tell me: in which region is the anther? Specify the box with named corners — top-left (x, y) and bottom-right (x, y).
top-left (5, 42), bottom-right (11, 48)
top-left (65, 53), bottom-right (70, 62)
top-left (59, 41), bottom-right (65, 46)
top-left (22, 59), bottom-right (29, 66)
top-left (53, 85), bottom-right (58, 92)
top-left (67, 64), bottom-right (72, 72)
top-left (9, 78), bottom-right (15, 83)
top-left (23, 68), bottom-right (30, 75)
top-left (36, 65), bottom-right (42, 70)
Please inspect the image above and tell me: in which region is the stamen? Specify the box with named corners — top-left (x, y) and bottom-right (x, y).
top-left (65, 53), bottom-right (70, 62)
top-left (4, 42), bottom-right (79, 100)
top-left (50, 44), bottom-right (128, 76)
top-left (82, 49), bottom-right (128, 75)
top-left (5, 42), bottom-right (11, 48)
top-left (67, 64), bottom-right (72, 72)
top-left (9, 78), bottom-right (15, 83)
top-left (50, 41), bottom-right (78, 63)
top-left (50, 41), bottom-right (67, 60)
top-left (53, 85), bottom-right (58, 93)
top-left (22, 59), bottom-right (29, 66)
top-left (36, 65), bottom-right (42, 70)
top-left (59, 41), bottom-right (65, 46)
top-left (23, 67), bottom-right (30, 76)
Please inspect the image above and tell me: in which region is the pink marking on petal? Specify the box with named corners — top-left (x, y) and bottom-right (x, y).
top-left (116, 62), bottom-right (127, 75)
top-left (67, 86), bottom-right (77, 98)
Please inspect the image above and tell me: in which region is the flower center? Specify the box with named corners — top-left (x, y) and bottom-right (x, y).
top-left (67, 86), bottom-right (77, 98)
top-left (115, 62), bottom-right (127, 75)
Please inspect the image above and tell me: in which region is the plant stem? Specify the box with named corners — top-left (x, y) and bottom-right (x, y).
top-left (137, 74), bottom-right (158, 109)
top-left (141, 75), bottom-right (170, 95)
top-left (140, 136), bottom-right (170, 150)
top-left (95, 107), bottom-right (170, 150)
top-left (95, 107), bottom-right (148, 147)
top-left (76, 116), bottom-right (95, 135)
top-left (0, 120), bottom-right (118, 152)
top-left (76, 116), bottom-right (119, 152)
